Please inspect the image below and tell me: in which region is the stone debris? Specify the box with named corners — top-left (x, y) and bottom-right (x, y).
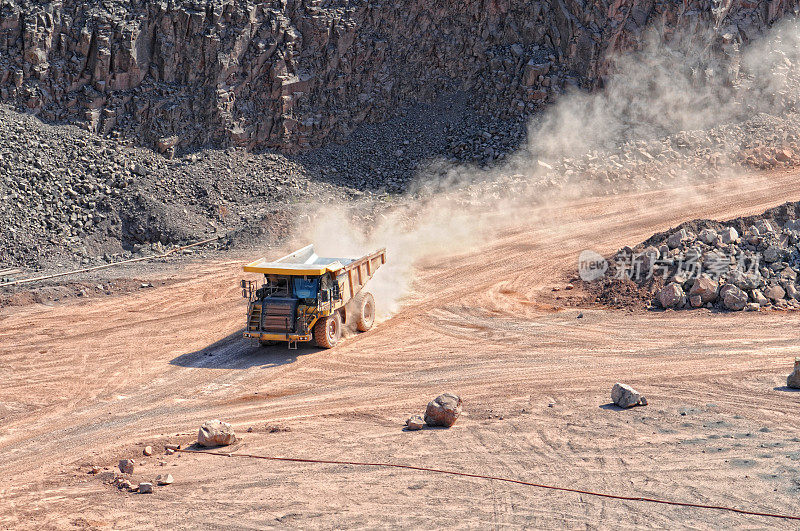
top-left (143, 446), bottom-right (153, 456)
top-left (424, 393), bottom-right (463, 428)
top-left (658, 283), bottom-right (685, 309)
top-left (788, 358), bottom-right (800, 389)
top-left (156, 474), bottom-right (174, 486)
top-left (611, 383), bottom-right (647, 408)
top-left (198, 420), bottom-right (236, 447)
top-left (137, 482), bottom-right (153, 494)
top-left (405, 415), bottom-right (425, 431)
top-left (118, 459), bottom-right (135, 474)
top-left (112, 477), bottom-right (134, 490)
top-left (597, 203), bottom-right (800, 313)
top-left (721, 284), bottom-right (748, 311)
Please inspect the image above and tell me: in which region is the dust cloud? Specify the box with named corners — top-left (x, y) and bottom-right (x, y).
top-left (306, 18), bottom-right (800, 317)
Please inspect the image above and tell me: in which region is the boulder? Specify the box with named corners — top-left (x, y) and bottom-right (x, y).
top-left (689, 276), bottom-right (719, 305)
top-left (198, 420), bottom-right (236, 447)
top-left (424, 393), bottom-right (462, 427)
top-left (156, 474), bottom-right (174, 485)
top-left (763, 245), bottom-right (782, 263)
top-left (611, 383), bottom-right (646, 408)
top-left (143, 446), bottom-right (153, 456)
top-left (751, 289), bottom-right (769, 306)
top-left (138, 482), bottom-right (153, 494)
top-left (764, 284), bottom-right (786, 302)
top-left (786, 283), bottom-right (800, 301)
top-left (657, 283), bottom-right (685, 309)
top-left (405, 415), bottom-right (425, 431)
top-left (719, 227), bottom-right (739, 244)
top-left (788, 358), bottom-right (800, 389)
top-left (721, 284), bottom-right (748, 311)
top-left (667, 229), bottom-right (689, 249)
top-left (118, 459), bottom-right (135, 474)
top-left (699, 228), bottom-right (718, 245)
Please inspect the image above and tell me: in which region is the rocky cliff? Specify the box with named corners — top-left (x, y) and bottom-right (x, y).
top-left (1, 0), bottom-right (797, 155)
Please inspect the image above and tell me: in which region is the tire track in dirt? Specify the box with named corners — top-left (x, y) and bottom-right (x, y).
top-left (3, 169), bottom-right (800, 527)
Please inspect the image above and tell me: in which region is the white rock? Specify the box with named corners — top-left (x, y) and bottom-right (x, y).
top-left (405, 415), bottom-right (425, 431)
top-left (611, 383), bottom-right (646, 408)
top-left (198, 419), bottom-right (235, 447)
top-left (719, 227), bottom-right (739, 244)
top-left (699, 228), bottom-right (718, 245)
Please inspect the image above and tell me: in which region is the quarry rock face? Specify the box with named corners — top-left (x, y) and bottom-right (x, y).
top-left (424, 393), bottom-right (462, 427)
top-left (0, 0), bottom-right (794, 154)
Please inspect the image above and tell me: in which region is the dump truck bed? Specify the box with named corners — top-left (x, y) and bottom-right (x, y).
top-left (243, 245), bottom-right (384, 278)
top-left (243, 245), bottom-right (354, 276)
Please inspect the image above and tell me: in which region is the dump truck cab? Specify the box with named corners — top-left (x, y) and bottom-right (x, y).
top-left (241, 245), bottom-right (385, 348)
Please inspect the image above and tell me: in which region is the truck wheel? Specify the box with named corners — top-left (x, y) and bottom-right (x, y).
top-left (313, 312), bottom-right (342, 348)
top-left (353, 291), bottom-right (375, 332)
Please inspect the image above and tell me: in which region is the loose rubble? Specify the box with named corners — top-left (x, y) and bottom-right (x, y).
top-left (118, 459), bottom-right (134, 474)
top-left (197, 419), bottom-right (236, 447)
top-left (589, 202), bottom-right (800, 312)
top-left (156, 474), bottom-right (174, 486)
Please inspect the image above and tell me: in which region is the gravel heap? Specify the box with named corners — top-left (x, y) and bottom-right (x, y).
top-left (0, 104), bottom-right (322, 268)
top-left (591, 202), bottom-right (800, 312)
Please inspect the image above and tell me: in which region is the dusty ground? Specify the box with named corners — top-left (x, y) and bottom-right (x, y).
top-left (3, 169), bottom-right (800, 529)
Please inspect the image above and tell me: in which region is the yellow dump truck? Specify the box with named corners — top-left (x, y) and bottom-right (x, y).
top-left (241, 245), bottom-right (386, 348)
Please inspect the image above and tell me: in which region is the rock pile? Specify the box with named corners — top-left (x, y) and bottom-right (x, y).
top-left (598, 202), bottom-right (800, 312)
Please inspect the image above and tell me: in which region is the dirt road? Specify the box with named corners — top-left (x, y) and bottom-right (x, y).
top-left (3, 169), bottom-right (800, 529)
